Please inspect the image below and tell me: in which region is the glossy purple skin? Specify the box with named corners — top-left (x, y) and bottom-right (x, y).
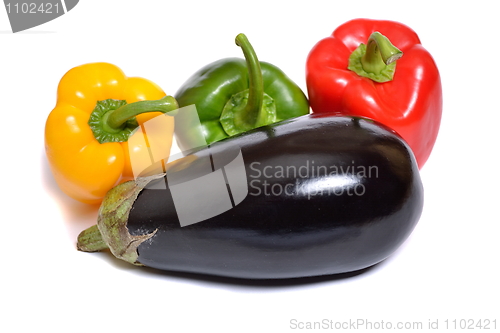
top-left (127, 115), bottom-right (423, 279)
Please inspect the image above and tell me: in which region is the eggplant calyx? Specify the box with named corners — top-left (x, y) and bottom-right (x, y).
top-left (77, 174), bottom-right (163, 266)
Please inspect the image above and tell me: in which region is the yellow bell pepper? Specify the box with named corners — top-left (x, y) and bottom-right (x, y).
top-left (45, 62), bottom-right (178, 204)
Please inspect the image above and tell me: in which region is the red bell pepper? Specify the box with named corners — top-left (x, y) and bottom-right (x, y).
top-left (306, 18), bottom-right (442, 168)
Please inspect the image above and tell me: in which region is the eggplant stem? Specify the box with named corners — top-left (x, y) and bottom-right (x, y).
top-left (77, 225), bottom-right (108, 252)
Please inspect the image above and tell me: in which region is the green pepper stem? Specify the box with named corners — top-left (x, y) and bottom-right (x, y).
top-left (76, 224), bottom-right (108, 252)
top-left (219, 34), bottom-right (277, 136)
top-left (104, 95), bottom-right (179, 132)
top-left (234, 33), bottom-right (264, 127)
top-left (361, 32), bottom-right (403, 74)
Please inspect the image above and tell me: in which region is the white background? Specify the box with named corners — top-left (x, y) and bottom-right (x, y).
top-left (1, 1), bottom-right (499, 332)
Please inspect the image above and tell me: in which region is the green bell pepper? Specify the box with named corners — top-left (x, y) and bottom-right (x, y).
top-left (174, 33), bottom-right (309, 151)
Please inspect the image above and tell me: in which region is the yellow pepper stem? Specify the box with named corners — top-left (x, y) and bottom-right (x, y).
top-left (88, 95), bottom-right (179, 144)
top-left (106, 95), bottom-right (178, 130)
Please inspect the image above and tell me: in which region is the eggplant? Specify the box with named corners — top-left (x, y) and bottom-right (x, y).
top-left (77, 114), bottom-right (423, 279)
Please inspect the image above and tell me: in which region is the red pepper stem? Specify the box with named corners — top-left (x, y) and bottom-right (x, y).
top-left (361, 32), bottom-right (403, 74)
top-left (348, 31), bottom-right (403, 83)
top-left (105, 95), bottom-right (179, 132)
